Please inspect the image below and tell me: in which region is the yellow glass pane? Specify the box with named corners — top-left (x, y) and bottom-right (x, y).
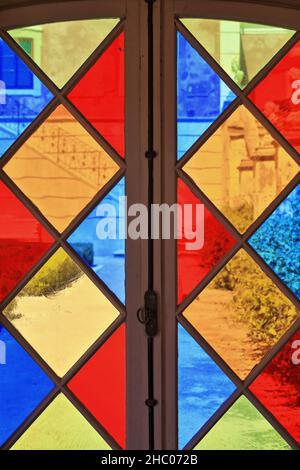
top-left (4, 105), bottom-right (119, 233)
top-left (183, 250), bottom-right (299, 380)
top-left (183, 105), bottom-right (299, 233)
top-left (4, 248), bottom-right (119, 377)
top-left (194, 396), bottom-right (291, 450)
top-left (9, 19), bottom-right (120, 89)
top-left (11, 394), bottom-right (111, 450)
top-left (181, 19), bottom-right (295, 88)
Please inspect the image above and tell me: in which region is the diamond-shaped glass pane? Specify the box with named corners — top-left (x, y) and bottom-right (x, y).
top-left (0, 325), bottom-right (54, 445)
top-left (249, 40), bottom-right (300, 153)
top-left (9, 19), bottom-right (120, 89)
top-left (68, 178), bottom-right (125, 303)
top-left (0, 39), bottom-right (53, 157)
top-left (3, 248), bottom-right (120, 377)
top-left (178, 179), bottom-right (236, 304)
top-left (177, 31), bottom-right (236, 159)
top-left (3, 105), bottom-right (119, 233)
top-left (181, 19), bottom-right (295, 89)
top-left (11, 394), bottom-right (111, 450)
top-left (68, 32), bottom-right (124, 157)
top-left (250, 329), bottom-right (300, 444)
top-left (183, 105), bottom-right (299, 233)
top-left (0, 181), bottom-right (54, 302)
top-left (178, 324), bottom-right (236, 449)
top-left (68, 324), bottom-right (125, 448)
top-left (194, 396), bottom-right (291, 450)
top-left (183, 250), bottom-right (299, 379)
top-left (249, 184), bottom-right (300, 299)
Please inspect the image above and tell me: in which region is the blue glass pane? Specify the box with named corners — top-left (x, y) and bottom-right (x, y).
top-left (68, 179), bottom-right (125, 304)
top-left (0, 39), bottom-right (53, 157)
top-left (0, 325), bottom-right (54, 445)
top-left (177, 31), bottom-right (236, 160)
top-left (178, 324), bottom-right (236, 449)
top-left (249, 184), bottom-right (300, 300)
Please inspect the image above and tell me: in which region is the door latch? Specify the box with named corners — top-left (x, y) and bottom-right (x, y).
top-left (137, 289), bottom-right (158, 337)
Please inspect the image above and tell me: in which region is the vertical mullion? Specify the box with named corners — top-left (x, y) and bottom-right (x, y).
top-left (160, 0), bottom-right (177, 450)
top-left (125, 0), bottom-right (149, 450)
top-left (152, 0), bottom-right (164, 451)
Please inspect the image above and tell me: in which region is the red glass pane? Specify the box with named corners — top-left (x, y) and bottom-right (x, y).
top-left (0, 181), bottom-right (54, 302)
top-left (68, 32), bottom-right (124, 157)
top-left (250, 329), bottom-right (300, 444)
top-left (249, 40), bottom-right (300, 153)
top-left (178, 179), bottom-right (236, 304)
top-left (68, 324), bottom-right (126, 448)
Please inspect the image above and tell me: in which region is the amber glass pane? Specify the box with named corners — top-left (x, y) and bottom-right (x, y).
top-left (11, 394), bottom-right (111, 450)
top-left (195, 396), bottom-right (290, 450)
top-left (181, 19), bottom-right (294, 89)
top-left (3, 105), bottom-right (119, 233)
top-left (9, 19), bottom-right (120, 89)
top-left (183, 105), bottom-right (299, 233)
top-left (183, 250), bottom-right (299, 379)
top-left (3, 248), bottom-right (119, 377)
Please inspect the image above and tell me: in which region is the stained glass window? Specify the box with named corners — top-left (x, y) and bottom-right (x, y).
top-left (0, 8), bottom-right (299, 453)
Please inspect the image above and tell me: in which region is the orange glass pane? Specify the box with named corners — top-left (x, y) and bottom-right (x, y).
top-left (3, 248), bottom-right (120, 377)
top-left (3, 105), bottom-right (119, 233)
top-left (183, 250), bottom-right (299, 379)
top-left (183, 105), bottom-right (299, 233)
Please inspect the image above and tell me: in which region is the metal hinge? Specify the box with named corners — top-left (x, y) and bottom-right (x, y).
top-left (137, 289), bottom-right (158, 337)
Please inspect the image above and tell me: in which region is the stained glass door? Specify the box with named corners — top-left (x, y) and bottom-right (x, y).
top-left (0, 0), bottom-right (150, 451)
top-left (161, 2), bottom-right (299, 451)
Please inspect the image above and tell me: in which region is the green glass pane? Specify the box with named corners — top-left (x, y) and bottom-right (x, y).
top-left (195, 396), bottom-right (291, 450)
top-left (11, 394), bottom-right (111, 450)
top-left (17, 38), bottom-right (33, 56)
top-left (9, 19), bottom-right (120, 88)
top-left (181, 19), bottom-right (295, 88)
